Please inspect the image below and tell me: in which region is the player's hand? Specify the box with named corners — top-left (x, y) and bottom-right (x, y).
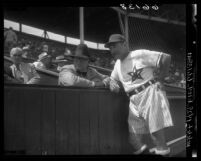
top-left (109, 80), bottom-right (120, 93)
top-left (156, 82), bottom-right (165, 91)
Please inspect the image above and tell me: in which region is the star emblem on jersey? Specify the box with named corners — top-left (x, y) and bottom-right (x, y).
top-left (127, 66), bottom-right (144, 82)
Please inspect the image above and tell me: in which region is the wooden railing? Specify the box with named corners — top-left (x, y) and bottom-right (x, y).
top-left (4, 85), bottom-right (186, 155)
top-left (4, 56), bottom-right (186, 95)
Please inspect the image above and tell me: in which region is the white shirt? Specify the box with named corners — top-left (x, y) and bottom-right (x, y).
top-left (59, 64), bottom-right (108, 87)
top-left (10, 63), bottom-right (40, 84)
top-left (111, 49), bottom-right (162, 93)
top-left (33, 61), bottom-right (46, 69)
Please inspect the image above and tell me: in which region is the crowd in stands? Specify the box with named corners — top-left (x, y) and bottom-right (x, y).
top-left (4, 28), bottom-right (186, 88)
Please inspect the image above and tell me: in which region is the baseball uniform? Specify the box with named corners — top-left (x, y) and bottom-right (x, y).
top-left (111, 49), bottom-right (173, 134)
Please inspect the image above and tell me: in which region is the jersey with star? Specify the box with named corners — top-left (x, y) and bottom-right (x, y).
top-left (127, 65), bottom-right (144, 82)
top-left (111, 49), bottom-right (162, 93)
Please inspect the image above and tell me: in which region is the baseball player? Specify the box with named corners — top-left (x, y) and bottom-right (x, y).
top-left (104, 34), bottom-right (173, 156)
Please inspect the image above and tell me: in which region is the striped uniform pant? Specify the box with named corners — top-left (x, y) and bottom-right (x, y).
top-left (128, 82), bottom-right (174, 135)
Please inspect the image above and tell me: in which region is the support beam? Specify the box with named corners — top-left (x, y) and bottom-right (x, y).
top-left (79, 7), bottom-right (84, 44)
top-left (111, 7), bottom-right (126, 15)
top-left (128, 13), bottom-right (186, 26)
top-left (19, 22), bottom-right (22, 33)
top-left (124, 14), bottom-right (129, 50)
top-left (117, 11), bottom-right (125, 35)
top-left (111, 7), bottom-right (186, 26)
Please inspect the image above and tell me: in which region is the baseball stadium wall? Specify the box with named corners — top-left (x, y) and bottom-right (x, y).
top-left (4, 83), bottom-right (186, 155)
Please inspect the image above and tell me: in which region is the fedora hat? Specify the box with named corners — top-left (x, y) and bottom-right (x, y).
top-left (104, 34), bottom-right (126, 48)
top-left (52, 55), bottom-right (67, 63)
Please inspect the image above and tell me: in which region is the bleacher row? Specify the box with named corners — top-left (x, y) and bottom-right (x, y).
top-left (4, 29), bottom-right (186, 89)
top-left (7, 31), bottom-right (114, 69)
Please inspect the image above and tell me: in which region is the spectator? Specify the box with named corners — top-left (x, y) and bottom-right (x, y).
top-left (94, 57), bottom-right (101, 67)
top-left (52, 55), bottom-right (71, 72)
top-left (4, 63), bottom-right (23, 84)
top-left (164, 72), bottom-right (176, 84)
top-left (4, 27), bottom-right (18, 51)
top-left (64, 47), bottom-right (72, 56)
top-left (22, 45), bottom-right (33, 59)
top-left (174, 68), bottom-right (181, 85)
top-left (50, 48), bottom-right (57, 58)
top-left (9, 47), bottom-right (40, 84)
top-left (33, 53), bottom-right (52, 69)
top-left (41, 43), bottom-right (49, 55)
top-left (180, 73), bottom-right (186, 88)
top-left (58, 44), bottom-right (109, 87)
top-left (63, 47), bottom-right (74, 62)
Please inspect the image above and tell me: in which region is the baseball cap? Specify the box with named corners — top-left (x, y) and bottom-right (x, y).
top-left (10, 47), bottom-right (23, 57)
top-left (104, 34), bottom-right (125, 48)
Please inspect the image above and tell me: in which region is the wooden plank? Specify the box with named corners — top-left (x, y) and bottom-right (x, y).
top-left (15, 89), bottom-right (26, 152)
top-left (55, 90), bottom-right (80, 155)
top-left (4, 87), bottom-right (25, 152)
top-left (98, 92), bottom-right (112, 154)
top-left (88, 91), bottom-right (100, 154)
top-left (79, 90), bottom-right (99, 154)
top-left (99, 92), bottom-right (124, 154)
top-left (115, 94), bottom-right (131, 154)
top-left (41, 90), bottom-right (56, 155)
top-left (23, 88), bottom-right (42, 155)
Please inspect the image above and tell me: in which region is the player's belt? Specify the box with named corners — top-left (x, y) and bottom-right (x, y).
top-left (128, 79), bottom-right (156, 97)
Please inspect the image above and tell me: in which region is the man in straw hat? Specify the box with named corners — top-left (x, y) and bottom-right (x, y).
top-left (9, 47), bottom-right (40, 84)
top-left (52, 48), bottom-right (73, 72)
top-left (58, 44), bottom-right (109, 87)
top-left (52, 55), bottom-right (69, 72)
top-left (104, 34), bottom-right (173, 156)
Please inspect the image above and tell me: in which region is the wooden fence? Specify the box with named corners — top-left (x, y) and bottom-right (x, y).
top-left (4, 85), bottom-right (186, 155)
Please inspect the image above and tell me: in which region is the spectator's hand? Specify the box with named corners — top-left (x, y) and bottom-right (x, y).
top-left (94, 81), bottom-right (105, 87)
top-left (109, 79), bottom-right (120, 93)
top-left (102, 77), bottom-right (111, 87)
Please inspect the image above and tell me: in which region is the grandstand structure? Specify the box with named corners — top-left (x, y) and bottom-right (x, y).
top-left (4, 6), bottom-right (186, 71)
top-left (113, 5), bottom-right (186, 66)
top-left (4, 6), bottom-right (187, 156)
